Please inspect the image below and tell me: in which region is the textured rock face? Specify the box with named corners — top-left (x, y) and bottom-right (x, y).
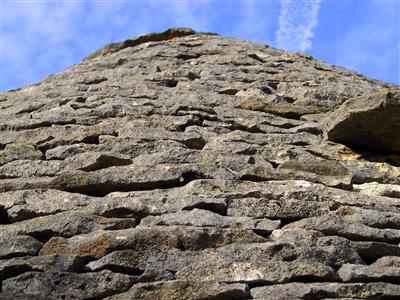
top-left (327, 89), bottom-right (400, 154)
top-left (0, 28), bottom-right (399, 299)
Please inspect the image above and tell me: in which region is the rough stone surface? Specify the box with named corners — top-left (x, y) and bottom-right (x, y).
top-left (327, 89), bottom-right (400, 154)
top-left (0, 28), bottom-right (399, 299)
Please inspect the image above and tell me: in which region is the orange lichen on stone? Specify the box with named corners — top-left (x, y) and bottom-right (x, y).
top-left (39, 236), bottom-right (110, 258)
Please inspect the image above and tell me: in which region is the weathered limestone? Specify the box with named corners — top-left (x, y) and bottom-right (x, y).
top-left (0, 28), bottom-right (399, 299)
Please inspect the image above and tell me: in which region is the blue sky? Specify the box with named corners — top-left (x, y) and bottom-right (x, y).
top-left (1, 0), bottom-right (399, 92)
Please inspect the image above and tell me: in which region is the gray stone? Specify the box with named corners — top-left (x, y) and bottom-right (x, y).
top-left (0, 211), bottom-right (136, 242)
top-left (39, 226), bottom-right (264, 259)
top-left (2, 270), bottom-right (135, 299)
top-left (353, 182), bottom-right (400, 198)
top-left (338, 263), bottom-right (400, 283)
top-left (176, 260), bottom-right (338, 284)
top-left (1, 28), bottom-right (399, 299)
top-left (284, 214), bottom-right (400, 243)
top-left (327, 89), bottom-right (400, 154)
top-left (0, 235), bottom-right (42, 259)
top-left (138, 208), bottom-right (280, 234)
top-left (251, 282), bottom-right (400, 299)
top-left (0, 254), bottom-right (84, 281)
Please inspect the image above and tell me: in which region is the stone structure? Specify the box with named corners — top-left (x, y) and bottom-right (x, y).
top-left (0, 28), bottom-right (399, 299)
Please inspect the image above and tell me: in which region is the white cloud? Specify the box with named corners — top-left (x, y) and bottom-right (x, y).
top-left (276, 0), bottom-right (321, 52)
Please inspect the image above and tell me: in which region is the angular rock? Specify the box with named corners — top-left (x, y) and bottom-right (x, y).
top-left (353, 182), bottom-right (400, 198)
top-left (176, 260), bottom-right (338, 284)
top-left (0, 211), bottom-right (136, 242)
top-left (237, 98), bottom-right (327, 119)
top-left (138, 208), bottom-right (280, 235)
top-left (0, 235), bottom-right (42, 259)
top-left (39, 226), bottom-right (264, 259)
top-left (86, 241), bottom-right (362, 276)
top-left (228, 197), bottom-right (330, 220)
top-left (0, 254), bottom-right (84, 281)
top-left (283, 214), bottom-right (400, 243)
top-left (338, 263), bottom-right (400, 283)
top-left (270, 228), bottom-right (400, 263)
top-left (372, 256), bottom-right (400, 267)
top-left (335, 205), bottom-right (400, 229)
top-left (2, 270), bottom-right (135, 299)
top-left (327, 89), bottom-right (400, 154)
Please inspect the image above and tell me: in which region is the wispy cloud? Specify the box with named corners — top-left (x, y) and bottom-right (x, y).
top-left (276, 0), bottom-right (321, 52)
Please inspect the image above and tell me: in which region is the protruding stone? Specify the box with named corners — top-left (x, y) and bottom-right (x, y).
top-left (327, 89), bottom-right (400, 154)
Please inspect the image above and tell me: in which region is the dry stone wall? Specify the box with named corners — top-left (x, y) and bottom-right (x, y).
top-left (0, 28), bottom-right (399, 299)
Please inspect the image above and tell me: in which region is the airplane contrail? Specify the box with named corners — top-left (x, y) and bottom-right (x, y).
top-left (276, 0), bottom-right (321, 52)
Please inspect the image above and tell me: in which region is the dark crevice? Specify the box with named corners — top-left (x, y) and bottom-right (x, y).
top-left (178, 113), bottom-right (219, 123)
top-left (305, 149), bottom-right (331, 160)
top-left (236, 148), bottom-right (258, 155)
top-left (258, 85), bottom-right (274, 94)
top-left (81, 135), bottom-right (100, 145)
top-left (266, 81), bottom-right (279, 90)
top-left (293, 275), bottom-right (334, 283)
top-left (240, 174), bottom-right (272, 182)
top-left (248, 53), bottom-right (265, 63)
top-left (15, 104), bottom-right (45, 115)
top-left (180, 170), bottom-right (205, 184)
top-left (252, 229), bottom-right (272, 239)
top-left (290, 141), bottom-right (311, 146)
top-left (182, 201), bottom-right (228, 216)
top-left (79, 156), bottom-right (132, 172)
top-left (37, 134), bottom-right (105, 153)
top-left (0, 252), bottom-right (37, 260)
top-left (10, 119), bottom-right (78, 131)
top-left (75, 96), bottom-right (87, 103)
top-left (247, 281), bottom-right (270, 289)
top-left (347, 147), bottom-right (400, 167)
top-left (0, 205), bottom-right (10, 224)
top-left (99, 207), bottom-right (137, 219)
top-left (269, 161), bottom-right (281, 169)
top-left (61, 171), bottom-right (206, 197)
top-left (153, 79), bottom-right (178, 88)
top-left (345, 277), bottom-right (400, 285)
top-left (229, 123), bottom-right (265, 134)
top-left (175, 239), bottom-right (186, 251)
top-left (176, 53), bottom-right (201, 60)
top-left (359, 255), bottom-right (379, 266)
top-left (87, 266), bottom-right (145, 277)
top-left (178, 137), bottom-right (207, 150)
top-left (0, 265), bottom-right (34, 283)
top-left (174, 118), bottom-right (204, 132)
top-left (26, 230), bottom-right (57, 244)
top-left (278, 217), bottom-right (304, 228)
top-left (317, 230), bottom-right (400, 246)
top-left (218, 88), bottom-right (239, 95)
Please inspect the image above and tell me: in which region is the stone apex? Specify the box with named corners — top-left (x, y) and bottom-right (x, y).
top-left (85, 27), bottom-right (211, 60)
